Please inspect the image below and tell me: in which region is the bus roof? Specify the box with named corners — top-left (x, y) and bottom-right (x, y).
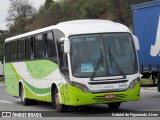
top-left (5, 25), bottom-right (55, 42)
top-left (5, 19), bottom-right (131, 42)
top-left (55, 19), bottom-right (131, 36)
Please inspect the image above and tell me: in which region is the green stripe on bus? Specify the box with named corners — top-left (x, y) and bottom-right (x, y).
top-left (21, 76), bottom-right (51, 95)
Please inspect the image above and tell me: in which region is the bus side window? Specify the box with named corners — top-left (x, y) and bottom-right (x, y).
top-left (44, 32), bottom-right (57, 58)
top-left (17, 39), bottom-right (25, 60)
top-left (26, 37), bottom-right (34, 60)
top-left (10, 41), bottom-right (17, 61)
top-left (60, 43), bottom-right (69, 77)
top-left (35, 34), bottom-right (43, 59)
top-left (53, 29), bottom-right (65, 64)
top-left (5, 43), bottom-right (10, 62)
top-left (53, 29), bottom-right (68, 76)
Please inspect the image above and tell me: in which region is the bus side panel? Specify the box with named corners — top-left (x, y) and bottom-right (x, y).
top-left (24, 60), bottom-right (61, 102)
top-left (5, 60), bottom-right (64, 102)
top-left (4, 63), bottom-right (19, 97)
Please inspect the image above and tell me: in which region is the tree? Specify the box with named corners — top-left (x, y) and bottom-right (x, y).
top-left (110, 0), bottom-right (153, 27)
top-left (0, 30), bottom-right (8, 60)
top-left (0, 30), bottom-right (7, 35)
top-left (82, 0), bottom-right (111, 19)
top-left (6, 0), bottom-right (36, 35)
top-left (9, 16), bottom-right (28, 36)
top-left (44, 0), bottom-right (53, 9)
top-left (6, 0), bottom-right (154, 34)
top-left (6, 0), bottom-right (36, 22)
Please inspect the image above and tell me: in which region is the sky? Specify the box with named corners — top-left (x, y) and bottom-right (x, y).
top-left (0, 0), bottom-right (46, 30)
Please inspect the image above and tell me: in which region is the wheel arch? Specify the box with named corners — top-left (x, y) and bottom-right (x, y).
top-left (51, 82), bottom-right (64, 104)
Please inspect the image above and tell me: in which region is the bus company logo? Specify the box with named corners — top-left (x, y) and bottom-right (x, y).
top-left (119, 83), bottom-right (127, 88)
top-left (150, 15), bottom-right (160, 57)
top-left (2, 112), bottom-right (11, 117)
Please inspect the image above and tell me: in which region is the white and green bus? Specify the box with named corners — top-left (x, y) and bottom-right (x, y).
top-left (4, 20), bottom-right (140, 112)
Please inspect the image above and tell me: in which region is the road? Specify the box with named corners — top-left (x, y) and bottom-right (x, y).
top-left (0, 83), bottom-right (160, 117)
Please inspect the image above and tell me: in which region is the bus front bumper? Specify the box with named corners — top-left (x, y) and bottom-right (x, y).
top-left (61, 82), bottom-right (140, 106)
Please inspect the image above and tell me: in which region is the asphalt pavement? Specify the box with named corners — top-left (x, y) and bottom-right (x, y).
top-left (0, 83), bottom-right (160, 117)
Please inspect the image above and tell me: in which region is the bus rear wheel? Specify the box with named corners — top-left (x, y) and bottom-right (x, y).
top-left (52, 88), bottom-right (67, 112)
top-left (20, 84), bottom-right (37, 105)
top-left (108, 102), bottom-right (121, 109)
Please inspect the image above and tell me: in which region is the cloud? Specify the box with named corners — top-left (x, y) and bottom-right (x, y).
top-left (0, 0), bottom-right (9, 30)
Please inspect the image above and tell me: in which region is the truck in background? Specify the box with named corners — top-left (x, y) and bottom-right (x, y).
top-left (131, 0), bottom-right (160, 91)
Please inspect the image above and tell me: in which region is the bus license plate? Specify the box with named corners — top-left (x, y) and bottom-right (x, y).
top-left (105, 94), bottom-right (116, 99)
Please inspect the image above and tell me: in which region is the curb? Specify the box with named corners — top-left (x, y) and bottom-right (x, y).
top-left (141, 87), bottom-right (157, 91)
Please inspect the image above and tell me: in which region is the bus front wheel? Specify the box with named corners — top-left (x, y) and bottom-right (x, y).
top-left (108, 102), bottom-right (121, 109)
top-left (52, 88), bottom-right (67, 112)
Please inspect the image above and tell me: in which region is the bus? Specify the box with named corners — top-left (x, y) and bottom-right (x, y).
top-left (4, 20), bottom-right (140, 112)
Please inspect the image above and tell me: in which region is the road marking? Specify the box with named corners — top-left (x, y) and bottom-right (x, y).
top-left (141, 89), bottom-right (157, 92)
top-left (141, 90), bottom-right (157, 92)
top-left (0, 100), bottom-right (14, 104)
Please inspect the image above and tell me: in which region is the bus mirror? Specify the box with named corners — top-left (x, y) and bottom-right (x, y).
top-left (60, 37), bottom-right (70, 53)
top-left (64, 40), bottom-right (70, 53)
top-left (133, 35), bottom-right (140, 50)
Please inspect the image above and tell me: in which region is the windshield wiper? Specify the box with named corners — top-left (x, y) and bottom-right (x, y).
top-left (90, 46), bottom-right (103, 81)
top-left (108, 45), bottom-right (126, 79)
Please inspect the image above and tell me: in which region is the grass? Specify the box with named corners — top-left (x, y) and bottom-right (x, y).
top-left (140, 78), bottom-right (153, 85)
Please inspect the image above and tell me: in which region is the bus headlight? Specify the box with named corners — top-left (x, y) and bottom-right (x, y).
top-left (128, 77), bottom-right (140, 89)
top-left (71, 82), bottom-right (90, 93)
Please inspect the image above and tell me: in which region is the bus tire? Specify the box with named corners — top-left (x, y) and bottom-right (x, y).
top-left (108, 102), bottom-right (121, 109)
top-left (20, 84), bottom-right (37, 106)
top-left (52, 87), bottom-right (67, 112)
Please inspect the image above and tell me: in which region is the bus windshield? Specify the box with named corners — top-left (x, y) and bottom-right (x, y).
top-left (70, 33), bottom-right (138, 78)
